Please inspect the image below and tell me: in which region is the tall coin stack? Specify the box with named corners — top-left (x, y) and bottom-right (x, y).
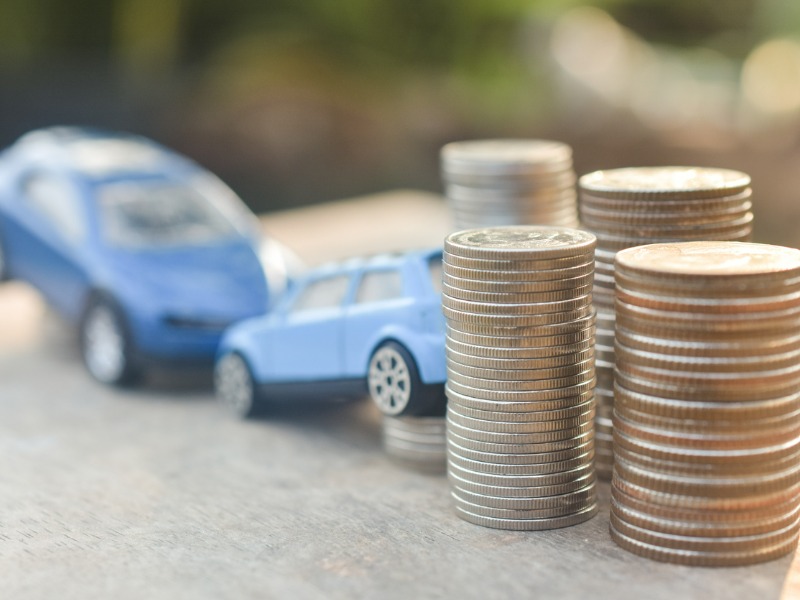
top-left (441, 140), bottom-right (579, 230)
top-left (578, 167), bottom-right (754, 478)
top-left (382, 416), bottom-right (447, 473)
top-left (442, 226), bottom-right (598, 530)
top-left (610, 242), bottom-right (800, 566)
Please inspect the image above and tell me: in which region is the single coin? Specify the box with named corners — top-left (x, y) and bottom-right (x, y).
top-left (579, 187), bottom-right (752, 212)
top-left (447, 436), bottom-right (595, 466)
top-left (615, 241), bottom-right (800, 279)
top-left (446, 358), bottom-right (595, 382)
top-left (611, 483), bottom-right (800, 524)
top-left (609, 521), bottom-right (798, 566)
top-left (442, 261), bottom-right (595, 283)
top-left (445, 226), bottom-right (596, 260)
top-left (592, 227), bottom-right (754, 250)
top-left (615, 283), bottom-right (800, 314)
top-left (613, 269), bottom-right (800, 299)
top-left (613, 455), bottom-right (800, 498)
top-left (447, 417), bottom-right (594, 444)
top-left (442, 251), bottom-right (593, 271)
top-left (441, 139), bottom-right (572, 173)
top-left (579, 199), bottom-right (753, 224)
top-left (442, 281), bottom-right (593, 304)
top-left (442, 293), bottom-right (592, 316)
top-left (446, 428), bottom-right (594, 455)
top-left (449, 469), bottom-right (597, 500)
top-left (447, 398), bottom-right (595, 423)
top-left (448, 448), bottom-right (594, 475)
top-left (583, 213), bottom-right (754, 238)
top-left (579, 167), bottom-right (751, 199)
top-left (445, 323), bottom-right (595, 349)
top-left (614, 369), bottom-right (800, 402)
top-left (448, 460), bottom-right (594, 487)
top-left (454, 501), bottom-right (597, 530)
top-left (609, 511), bottom-right (800, 553)
top-left (611, 496), bottom-right (800, 539)
top-left (615, 356), bottom-right (800, 386)
top-left (443, 271), bottom-right (595, 293)
top-left (445, 337), bottom-right (594, 360)
top-left (443, 304), bottom-right (594, 326)
top-left (445, 380), bottom-right (596, 406)
top-left (445, 312), bottom-right (596, 337)
top-left (614, 326), bottom-right (800, 358)
top-left (447, 406), bottom-right (595, 434)
top-left (446, 368), bottom-right (595, 392)
top-left (612, 411), bottom-right (800, 451)
top-left (613, 382), bottom-right (800, 420)
top-left (612, 426), bottom-right (800, 466)
top-left (451, 482), bottom-right (595, 510)
top-left (451, 491), bottom-right (595, 519)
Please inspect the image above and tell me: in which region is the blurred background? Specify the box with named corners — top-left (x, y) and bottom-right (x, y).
top-left (1, 0), bottom-right (800, 245)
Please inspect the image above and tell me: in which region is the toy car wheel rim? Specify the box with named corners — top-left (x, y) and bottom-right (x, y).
top-left (84, 305), bottom-right (126, 383)
top-left (215, 354), bottom-right (254, 416)
top-left (368, 346), bottom-right (412, 416)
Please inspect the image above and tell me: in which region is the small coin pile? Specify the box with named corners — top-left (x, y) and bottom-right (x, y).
top-left (578, 167), bottom-right (754, 478)
top-left (441, 139), bottom-right (578, 230)
top-left (382, 416), bottom-right (447, 473)
top-left (610, 241), bottom-right (800, 566)
top-left (442, 226), bottom-right (598, 530)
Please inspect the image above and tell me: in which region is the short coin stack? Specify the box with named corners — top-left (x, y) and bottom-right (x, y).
top-left (382, 416), bottom-right (447, 473)
top-left (441, 139), bottom-right (578, 230)
top-left (610, 241), bottom-right (800, 566)
top-left (442, 226), bottom-right (598, 530)
top-left (578, 167), bottom-right (754, 478)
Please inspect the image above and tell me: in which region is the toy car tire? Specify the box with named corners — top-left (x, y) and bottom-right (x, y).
top-left (80, 296), bottom-right (140, 386)
top-left (368, 341), bottom-right (444, 417)
top-left (214, 352), bottom-right (263, 419)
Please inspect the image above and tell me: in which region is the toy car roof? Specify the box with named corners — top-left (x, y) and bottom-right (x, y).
top-left (308, 248), bottom-right (442, 278)
top-left (10, 127), bottom-right (194, 179)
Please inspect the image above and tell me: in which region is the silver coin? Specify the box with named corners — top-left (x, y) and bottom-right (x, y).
top-left (445, 379), bottom-right (595, 405)
top-left (453, 500), bottom-right (597, 530)
top-left (448, 447), bottom-right (594, 475)
top-left (451, 490), bottom-right (595, 519)
top-left (447, 405), bottom-right (595, 434)
top-left (447, 397), bottom-right (595, 423)
top-left (447, 435), bottom-right (594, 465)
top-left (445, 226), bottom-right (596, 260)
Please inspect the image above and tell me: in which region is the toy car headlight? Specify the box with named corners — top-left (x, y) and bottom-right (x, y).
top-left (259, 237), bottom-right (305, 306)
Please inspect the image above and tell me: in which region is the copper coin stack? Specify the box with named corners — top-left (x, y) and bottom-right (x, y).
top-left (441, 139), bottom-right (578, 230)
top-left (442, 226), bottom-right (598, 530)
top-left (382, 416), bottom-right (447, 473)
top-left (610, 241), bottom-right (800, 566)
top-left (578, 167), bottom-right (754, 478)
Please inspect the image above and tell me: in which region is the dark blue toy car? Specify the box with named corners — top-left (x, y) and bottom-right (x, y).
top-left (0, 127), bottom-right (299, 385)
top-left (214, 249), bottom-right (446, 418)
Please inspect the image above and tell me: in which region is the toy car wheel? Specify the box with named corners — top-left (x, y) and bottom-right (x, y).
top-left (215, 352), bottom-right (263, 418)
top-left (368, 342), bottom-right (440, 417)
top-left (81, 298), bottom-right (139, 386)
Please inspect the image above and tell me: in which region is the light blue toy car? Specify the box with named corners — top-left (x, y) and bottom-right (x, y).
top-left (0, 127), bottom-right (299, 385)
top-left (214, 249), bottom-right (446, 418)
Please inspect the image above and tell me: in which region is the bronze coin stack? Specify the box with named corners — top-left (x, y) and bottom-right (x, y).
top-left (382, 416), bottom-right (447, 473)
top-left (610, 241), bottom-right (800, 566)
top-left (442, 226), bottom-right (598, 530)
top-left (578, 167), bottom-right (754, 478)
top-left (441, 139), bottom-right (578, 230)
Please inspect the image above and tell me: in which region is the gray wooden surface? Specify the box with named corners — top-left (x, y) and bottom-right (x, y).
top-left (0, 191), bottom-right (795, 599)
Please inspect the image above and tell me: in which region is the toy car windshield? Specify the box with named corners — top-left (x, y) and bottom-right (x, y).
top-left (98, 178), bottom-right (241, 247)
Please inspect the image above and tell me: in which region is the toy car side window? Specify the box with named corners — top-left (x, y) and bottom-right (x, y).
top-left (23, 173), bottom-right (86, 243)
top-left (428, 255), bottom-right (443, 294)
top-left (355, 269), bottom-right (403, 304)
top-left (291, 274), bottom-right (351, 312)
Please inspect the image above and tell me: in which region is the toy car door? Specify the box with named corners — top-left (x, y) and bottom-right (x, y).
top-left (267, 272), bottom-right (353, 381)
top-left (4, 171), bottom-right (90, 318)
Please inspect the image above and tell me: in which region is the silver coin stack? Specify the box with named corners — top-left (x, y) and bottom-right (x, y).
top-left (382, 416), bottom-right (447, 473)
top-left (578, 167), bottom-right (754, 479)
top-left (611, 242), bottom-right (800, 566)
top-left (442, 226), bottom-right (598, 530)
top-left (441, 139), bottom-right (578, 230)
